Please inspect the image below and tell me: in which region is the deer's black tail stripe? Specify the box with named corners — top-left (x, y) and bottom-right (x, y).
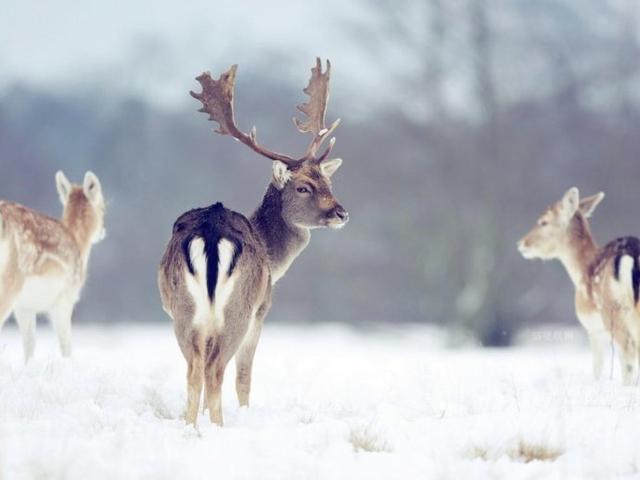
top-left (611, 237), bottom-right (640, 305)
top-left (176, 203), bottom-right (244, 302)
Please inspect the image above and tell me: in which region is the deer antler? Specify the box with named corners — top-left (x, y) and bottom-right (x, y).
top-left (294, 58), bottom-right (341, 162)
top-left (190, 65), bottom-right (302, 167)
top-left (190, 58), bottom-right (340, 166)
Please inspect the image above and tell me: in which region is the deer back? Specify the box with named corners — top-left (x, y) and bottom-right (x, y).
top-left (159, 203), bottom-right (271, 332)
top-left (0, 201), bottom-right (82, 280)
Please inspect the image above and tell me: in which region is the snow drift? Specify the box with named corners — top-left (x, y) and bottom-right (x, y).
top-left (1, 323), bottom-right (639, 479)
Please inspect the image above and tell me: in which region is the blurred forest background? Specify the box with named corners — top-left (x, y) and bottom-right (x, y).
top-left (1, 0), bottom-right (639, 345)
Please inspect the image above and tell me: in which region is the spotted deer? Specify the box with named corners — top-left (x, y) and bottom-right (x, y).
top-left (0, 171), bottom-right (106, 361)
top-left (159, 59), bottom-right (348, 426)
top-left (518, 187), bottom-right (640, 384)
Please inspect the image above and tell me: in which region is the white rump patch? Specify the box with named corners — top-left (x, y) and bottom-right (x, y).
top-left (272, 161), bottom-right (292, 189)
top-left (213, 239), bottom-right (238, 330)
top-left (185, 237), bottom-right (210, 326)
top-left (185, 237), bottom-right (238, 329)
top-left (615, 255), bottom-right (636, 303)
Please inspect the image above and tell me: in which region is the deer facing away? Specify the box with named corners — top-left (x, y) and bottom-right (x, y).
top-left (518, 187), bottom-right (640, 384)
top-left (158, 59), bottom-right (348, 426)
top-left (0, 171), bottom-right (106, 361)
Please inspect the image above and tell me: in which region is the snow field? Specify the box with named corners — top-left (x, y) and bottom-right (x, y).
top-left (1, 323), bottom-right (640, 479)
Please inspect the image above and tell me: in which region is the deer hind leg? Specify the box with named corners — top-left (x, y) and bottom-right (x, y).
top-left (185, 349), bottom-right (204, 426)
top-left (14, 308), bottom-right (36, 363)
top-left (203, 336), bottom-right (228, 426)
top-left (588, 331), bottom-right (607, 380)
top-left (0, 289), bottom-right (19, 333)
top-left (50, 302), bottom-right (74, 358)
top-left (204, 323), bottom-right (252, 426)
top-left (235, 312), bottom-right (266, 407)
top-left (173, 323), bottom-right (205, 425)
top-left (0, 270), bottom-right (23, 332)
top-left (606, 312), bottom-right (637, 385)
top-left (618, 336), bottom-right (637, 386)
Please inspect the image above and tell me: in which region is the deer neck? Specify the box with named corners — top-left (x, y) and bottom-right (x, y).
top-left (558, 215), bottom-right (599, 290)
top-left (62, 203), bottom-right (95, 272)
top-left (250, 184), bottom-right (310, 284)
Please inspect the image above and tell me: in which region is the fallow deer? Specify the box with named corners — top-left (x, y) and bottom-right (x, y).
top-left (518, 187), bottom-right (640, 384)
top-left (158, 59), bottom-right (348, 426)
top-left (0, 171), bottom-right (106, 361)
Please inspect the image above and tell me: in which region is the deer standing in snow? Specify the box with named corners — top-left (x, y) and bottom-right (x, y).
top-left (158, 59), bottom-right (348, 425)
top-left (518, 188), bottom-right (640, 384)
top-left (0, 171), bottom-right (106, 361)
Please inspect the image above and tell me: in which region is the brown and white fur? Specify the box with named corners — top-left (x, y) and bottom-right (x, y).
top-left (0, 171), bottom-right (106, 361)
top-left (159, 59), bottom-right (348, 426)
top-left (518, 187), bottom-right (640, 384)
top-left (159, 159), bottom-right (347, 426)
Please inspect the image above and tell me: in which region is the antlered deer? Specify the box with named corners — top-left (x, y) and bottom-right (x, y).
top-left (518, 187), bottom-right (640, 384)
top-left (159, 59), bottom-right (348, 425)
top-left (0, 171), bottom-right (106, 361)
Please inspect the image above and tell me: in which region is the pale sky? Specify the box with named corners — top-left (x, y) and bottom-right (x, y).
top-left (0, 0), bottom-right (380, 109)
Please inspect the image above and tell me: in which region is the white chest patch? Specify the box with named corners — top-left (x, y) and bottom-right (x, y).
top-left (16, 274), bottom-right (69, 312)
top-left (271, 262), bottom-right (290, 285)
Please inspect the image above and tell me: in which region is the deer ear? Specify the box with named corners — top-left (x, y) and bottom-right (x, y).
top-left (55, 171), bottom-right (72, 205)
top-left (272, 161), bottom-right (292, 189)
top-left (579, 192), bottom-right (605, 218)
top-left (83, 171), bottom-right (103, 205)
top-left (560, 187), bottom-right (580, 219)
top-left (320, 158), bottom-right (342, 178)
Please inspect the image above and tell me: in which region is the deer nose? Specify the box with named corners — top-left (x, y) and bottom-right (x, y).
top-left (334, 205), bottom-right (349, 222)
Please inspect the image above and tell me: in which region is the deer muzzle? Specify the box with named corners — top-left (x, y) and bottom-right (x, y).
top-left (326, 204), bottom-right (349, 229)
top-left (517, 238), bottom-right (535, 259)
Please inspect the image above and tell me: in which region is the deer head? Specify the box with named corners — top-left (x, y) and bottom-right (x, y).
top-left (518, 187), bottom-right (604, 260)
top-left (190, 58), bottom-right (348, 230)
top-left (56, 171), bottom-right (106, 245)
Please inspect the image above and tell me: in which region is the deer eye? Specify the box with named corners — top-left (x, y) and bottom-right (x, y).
top-left (296, 186), bottom-right (312, 195)
top-left (539, 220), bottom-right (548, 227)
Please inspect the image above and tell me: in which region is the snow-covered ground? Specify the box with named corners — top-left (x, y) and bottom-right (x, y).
top-left (1, 323), bottom-right (640, 479)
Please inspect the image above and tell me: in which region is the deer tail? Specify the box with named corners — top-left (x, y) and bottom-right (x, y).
top-left (615, 253), bottom-right (640, 305)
